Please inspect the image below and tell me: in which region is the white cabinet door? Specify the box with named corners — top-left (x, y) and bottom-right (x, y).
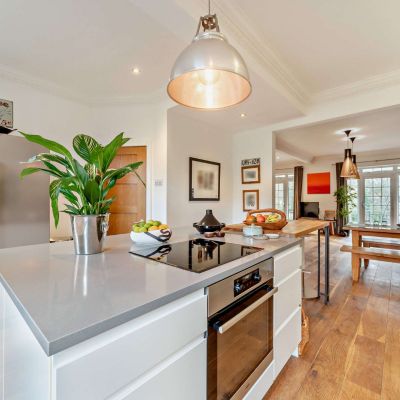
top-left (274, 308), bottom-right (301, 378)
top-left (3, 290), bottom-right (50, 400)
top-left (274, 245), bottom-right (302, 286)
top-left (54, 290), bottom-right (207, 400)
top-left (274, 269), bottom-right (302, 331)
top-left (120, 337), bottom-right (207, 400)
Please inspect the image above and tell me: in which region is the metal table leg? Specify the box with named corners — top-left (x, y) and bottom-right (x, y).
top-left (317, 229), bottom-right (321, 298)
top-left (324, 226), bottom-right (330, 304)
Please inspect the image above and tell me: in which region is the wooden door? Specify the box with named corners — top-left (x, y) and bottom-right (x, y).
top-left (108, 146), bottom-right (146, 235)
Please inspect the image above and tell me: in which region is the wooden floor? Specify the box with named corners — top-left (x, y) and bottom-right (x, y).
top-left (264, 234), bottom-right (400, 400)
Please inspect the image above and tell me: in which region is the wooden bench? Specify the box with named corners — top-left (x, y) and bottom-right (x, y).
top-left (341, 245), bottom-right (400, 282)
top-left (362, 237), bottom-right (400, 268)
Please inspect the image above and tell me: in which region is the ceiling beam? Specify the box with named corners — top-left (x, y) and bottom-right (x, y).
top-left (276, 136), bottom-right (314, 164)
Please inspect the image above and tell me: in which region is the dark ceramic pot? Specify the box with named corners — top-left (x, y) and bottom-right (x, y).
top-left (193, 210), bottom-right (225, 234)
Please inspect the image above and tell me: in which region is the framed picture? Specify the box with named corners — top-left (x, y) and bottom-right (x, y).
top-left (189, 157), bottom-right (221, 201)
top-left (241, 165), bottom-right (260, 184)
top-left (0, 99), bottom-right (13, 128)
top-left (242, 189), bottom-right (259, 211)
top-left (307, 172), bottom-right (330, 194)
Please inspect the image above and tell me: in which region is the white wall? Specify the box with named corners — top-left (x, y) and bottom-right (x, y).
top-left (1, 76), bottom-right (171, 239)
top-left (232, 127), bottom-right (275, 223)
top-left (167, 110), bottom-right (234, 228)
top-left (301, 163), bottom-right (337, 217)
top-left (0, 76), bottom-right (94, 239)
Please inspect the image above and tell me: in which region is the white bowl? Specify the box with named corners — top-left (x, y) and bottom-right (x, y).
top-left (130, 228), bottom-right (172, 245)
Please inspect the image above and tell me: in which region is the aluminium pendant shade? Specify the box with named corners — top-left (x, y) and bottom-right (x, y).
top-left (167, 26), bottom-right (251, 109)
top-left (340, 149), bottom-right (356, 178)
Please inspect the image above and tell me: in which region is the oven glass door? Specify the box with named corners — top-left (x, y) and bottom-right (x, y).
top-left (207, 282), bottom-right (274, 400)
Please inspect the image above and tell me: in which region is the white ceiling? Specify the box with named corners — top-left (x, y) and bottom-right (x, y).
top-left (2, 0), bottom-right (400, 132)
top-left (276, 106), bottom-right (400, 161)
top-left (233, 0), bottom-right (400, 93)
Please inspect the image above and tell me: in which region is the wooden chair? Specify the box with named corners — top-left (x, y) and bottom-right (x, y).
top-left (341, 245), bottom-right (400, 282)
top-left (323, 210), bottom-right (336, 236)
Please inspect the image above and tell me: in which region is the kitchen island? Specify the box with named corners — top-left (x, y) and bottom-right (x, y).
top-left (0, 227), bottom-right (303, 400)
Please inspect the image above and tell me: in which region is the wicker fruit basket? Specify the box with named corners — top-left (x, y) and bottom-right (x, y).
top-left (243, 208), bottom-right (288, 230)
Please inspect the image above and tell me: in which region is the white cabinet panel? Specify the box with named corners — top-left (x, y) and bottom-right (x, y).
top-left (121, 338), bottom-right (206, 400)
top-left (274, 308), bottom-right (301, 379)
top-left (274, 270), bottom-right (302, 331)
top-left (243, 362), bottom-right (274, 400)
top-left (273, 246), bottom-right (302, 286)
top-left (55, 290), bottom-right (206, 400)
top-left (3, 291), bottom-right (50, 400)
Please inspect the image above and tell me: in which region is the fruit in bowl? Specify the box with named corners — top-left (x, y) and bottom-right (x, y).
top-left (130, 220), bottom-right (172, 244)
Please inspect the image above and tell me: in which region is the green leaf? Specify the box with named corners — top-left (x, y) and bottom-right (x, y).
top-left (84, 163), bottom-right (97, 180)
top-left (42, 161), bottom-right (67, 178)
top-left (28, 153), bottom-right (71, 170)
top-left (103, 162), bottom-right (143, 182)
top-left (20, 167), bottom-right (42, 178)
top-left (72, 135), bottom-right (101, 163)
top-left (20, 167), bottom-right (61, 179)
top-left (20, 132), bottom-right (73, 160)
top-left (101, 133), bottom-right (130, 173)
top-left (84, 180), bottom-right (101, 205)
top-left (49, 179), bottom-right (63, 227)
top-left (73, 160), bottom-right (89, 188)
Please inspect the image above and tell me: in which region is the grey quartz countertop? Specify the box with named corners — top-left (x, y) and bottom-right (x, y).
top-left (0, 227), bottom-right (301, 356)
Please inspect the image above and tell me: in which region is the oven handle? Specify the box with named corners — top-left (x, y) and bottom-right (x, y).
top-left (216, 287), bottom-right (278, 334)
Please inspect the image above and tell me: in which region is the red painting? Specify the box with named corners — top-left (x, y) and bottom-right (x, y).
top-left (307, 172), bottom-right (330, 194)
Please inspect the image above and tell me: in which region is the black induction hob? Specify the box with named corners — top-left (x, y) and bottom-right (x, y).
top-left (130, 239), bottom-right (263, 273)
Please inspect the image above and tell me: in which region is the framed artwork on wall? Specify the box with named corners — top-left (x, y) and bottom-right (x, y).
top-left (189, 157), bottom-right (221, 201)
top-left (307, 172), bottom-right (331, 194)
top-left (241, 165), bottom-right (260, 184)
top-left (242, 189), bottom-right (259, 211)
top-left (0, 99), bottom-right (13, 128)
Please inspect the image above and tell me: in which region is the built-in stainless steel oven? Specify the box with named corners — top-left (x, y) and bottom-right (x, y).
top-left (207, 258), bottom-right (276, 400)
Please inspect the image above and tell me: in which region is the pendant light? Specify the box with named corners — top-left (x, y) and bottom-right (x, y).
top-left (167, 0), bottom-right (251, 109)
top-left (350, 137), bottom-right (360, 179)
top-left (340, 130), bottom-right (356, 178)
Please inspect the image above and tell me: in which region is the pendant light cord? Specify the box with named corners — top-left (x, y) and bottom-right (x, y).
top-left (208, 0), bottom-right (211, 15)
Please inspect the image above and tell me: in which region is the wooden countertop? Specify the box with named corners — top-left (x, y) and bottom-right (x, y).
top-left (224, 218), bottom-right (330, 238)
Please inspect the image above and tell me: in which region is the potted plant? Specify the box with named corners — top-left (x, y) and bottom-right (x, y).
top-left (20, 132), bottom-right (144, 255)
top-left (334, 185), bottom-right (357, 235)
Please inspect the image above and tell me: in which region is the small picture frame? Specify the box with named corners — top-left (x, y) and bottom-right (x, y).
top-left (241, 165), bottom-right (260, 184)
top-left (0, 99), bottom-right (13, 128)
top-left (243, 189), bottom-right (259, 211)
top-left (189, 157), bottom-right (221, 201)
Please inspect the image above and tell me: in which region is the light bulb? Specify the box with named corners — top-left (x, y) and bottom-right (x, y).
top-left (197, 69), bottom-right (220, 86)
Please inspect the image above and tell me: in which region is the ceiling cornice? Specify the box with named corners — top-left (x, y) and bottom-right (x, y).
top-left (311, 68), bottom-right (400, 104)
top-left (0, 64), bottom-right (167, 106)
top-left (174, 0), bottom-right (310, 113)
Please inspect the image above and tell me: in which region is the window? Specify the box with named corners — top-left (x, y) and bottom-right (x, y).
top-left (351, 164), bottom-right (399, 226)
top-left (364, 177), bottom-right (391, 225)
top-left (347, 179), bottom-right (359, 224)
top-left (274, 173), bottom-right (294, 220)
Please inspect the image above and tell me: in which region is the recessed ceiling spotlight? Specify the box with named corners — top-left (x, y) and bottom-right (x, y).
top-left (276, 155), bottom-right (280, 160)
top-left (334, 127), bottom-right (360, 135)
top-left (240, 113), bottom-right (247, 118)
top-left (132, 67), bottom-right (141, 75)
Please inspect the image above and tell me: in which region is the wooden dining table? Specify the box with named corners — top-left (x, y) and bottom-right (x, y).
top-left (344, 224), bottom-right (400, 274)
top-left (224, 218), bottom-right (331, 304)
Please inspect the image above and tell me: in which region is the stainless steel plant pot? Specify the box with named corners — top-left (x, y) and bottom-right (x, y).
top-left (70, 214), bottom-right (109, 255)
